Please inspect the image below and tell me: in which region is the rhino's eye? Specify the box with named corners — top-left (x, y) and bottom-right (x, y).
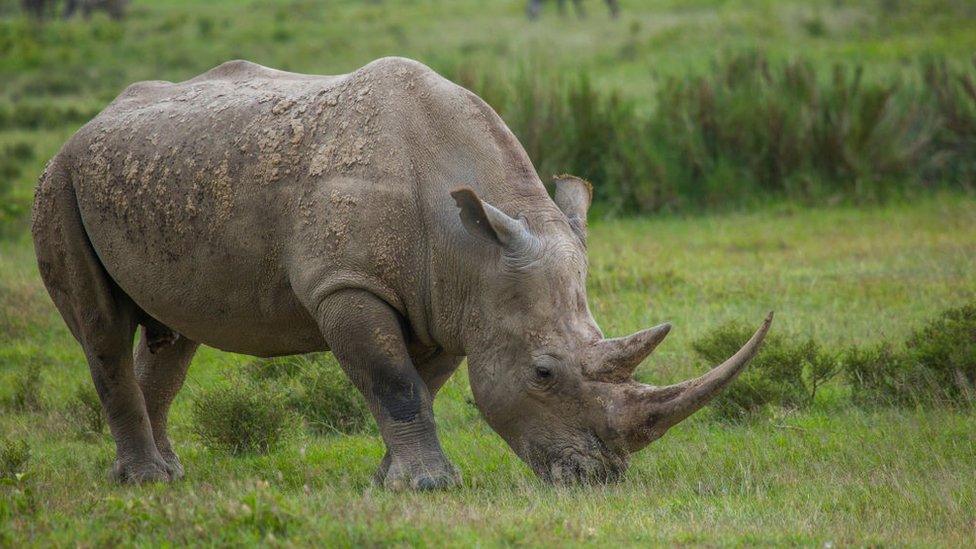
top-left (534, 366), bottom-right (553, 379)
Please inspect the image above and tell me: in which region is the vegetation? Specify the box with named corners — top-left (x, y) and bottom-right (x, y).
top-left (0, 0), bottom-right (974, 545)
top-left (2, 358), bottom-right (43, 412)
top-left (64, 382), bottom-right (105, 436)
top-left (0, 141), bottom-right (33, 238)
top-left (245, 354), bottom-right (373, 435)
top-left (691, 321), bottom-right (837, 420)
top-left (845, 303), bottom-right (976, 406)
top-left (460, 54), bottom-right (976, 212)
top-left (190, 378), bottom-right (292, 455)
top-left (0, 439), bottom-right (30, 480)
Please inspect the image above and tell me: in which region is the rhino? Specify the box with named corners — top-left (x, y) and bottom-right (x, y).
top-left (32, 57), bottom-right (771, 490)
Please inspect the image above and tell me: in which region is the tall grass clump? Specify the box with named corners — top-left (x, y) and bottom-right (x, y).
top-left (845, 302), bottom-right (976, 406)
top-left (244, 354), bottom-right (372, 435)
top-left (0, 141), bottom-right (34, 238)
top-left (2, 360), bottom-right (43, 412)
top-left (924, 58), bottom-right (976, 189)
top-left (647, 54), bottom-right (933, 207)
top-left (457, 53), bottom-right (974, 213)
top-left (692, 322), bottom-right (837, 421)
top-left (191, 378), bottom-right (292, 455)
top-left (64, 383), bottom-right (105, 437)
top-left (0, 439), bottom-right (30, 480)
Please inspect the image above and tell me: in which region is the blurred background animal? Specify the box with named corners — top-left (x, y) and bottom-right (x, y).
top-left (527, 0), bottom-right (619, 20)
top-left (20, 0), bottom-right (128, 19)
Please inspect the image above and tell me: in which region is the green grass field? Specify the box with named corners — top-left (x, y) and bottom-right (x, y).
top-left (2, 0), bottom-right (976, 546)
top-left (2, 195), bottom-right (975, 546)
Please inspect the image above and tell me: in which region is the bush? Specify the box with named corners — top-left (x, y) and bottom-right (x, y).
top-left (0, 439), bottom-right (30, 480)
top-left (846, 302), bottom-right (976, 405)
top-left (244, 354), bottom-right (372, 435)
top-left (242, 355), bottom-right (306, 381)
top-left (905, 302), bottom-right (976, 402)
top-left (648, 54), bottom-right (933, 208)
top-left (0, 102), bottom-right (99, 131)
top-left (454, 53), bottom-right (975, 213)
top-left (843, 343), bottom-right (913, 406)
top-left (290, 357), bottom-right (372, 435)
top-left (924, 58), bottom-right (976, 189)
top-left (692, 321), bottom-right (837, 421)
top-left (0, 141), bottom-right (34, 239)
top-left (3, 362), bottom-right (43, 412)
top-left (191, 378), bottom-right (292, 455)
top-left (65, 383), bottom-right (105, 436)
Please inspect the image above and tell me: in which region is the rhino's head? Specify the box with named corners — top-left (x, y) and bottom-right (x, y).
top-left (450, 176), bottom-right (772, 484)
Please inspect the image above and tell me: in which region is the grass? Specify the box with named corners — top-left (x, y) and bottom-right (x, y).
top-left (2, 195), bottom-right (975, 545)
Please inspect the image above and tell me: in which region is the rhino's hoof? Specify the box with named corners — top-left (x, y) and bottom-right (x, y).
top-left (158, 449), bottom-right (185, 481)
top-left (109, 454), bottom-right (178, 484)
top-left (382, 461), bottom-right (461, 492)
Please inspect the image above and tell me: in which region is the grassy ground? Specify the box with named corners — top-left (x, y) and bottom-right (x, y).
top-left (2, 195), bottom-right (974, 546)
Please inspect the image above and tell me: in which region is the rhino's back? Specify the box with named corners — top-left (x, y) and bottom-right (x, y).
top-left (56, 58), bottom-right (456, 355)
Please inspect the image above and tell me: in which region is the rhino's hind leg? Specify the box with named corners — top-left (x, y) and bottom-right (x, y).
top-left (32, 163), bottom-right (175, 483)
top-left (315, 290), bottom-right (460, 491)
top-left (135, 329), bottom-right (198, 479)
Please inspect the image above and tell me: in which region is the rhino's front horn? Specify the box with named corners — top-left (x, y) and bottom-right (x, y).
top-left (614, 312), bottom-right (773, 452)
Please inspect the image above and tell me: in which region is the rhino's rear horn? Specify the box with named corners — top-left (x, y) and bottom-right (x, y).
top-left (584, 323), bottom-right (671, 382)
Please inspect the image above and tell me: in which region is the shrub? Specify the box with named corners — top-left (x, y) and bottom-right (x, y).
top-left (0, 439), bottom-right (30, 480)
top-left (290, 357), bottom-right (372, 435)
top-left (904, 302), bottom-right (976, 402)
top-left (924, 58), bottom-right (976, 189)
top-left (3, 362), bottom-right (43, 412)
top-left (645, 53), bottom-right (934, 208)
top-left (191, 378), bottom-right (292, 455)
top-left (845, 302), bottom-right (976, 406)
top-left (66, 383), bottom-right (105, 436)
top-left (453, 53), bottom-right (976, 213)
top-left (245, 354), bottom-right (373, 435)
top-left (691, 321), bottom-right (837, 421)
top-left (843, 343), bottom-right (913, 406)
top-left (0, 102), bottom-right (99, 131)
top-left (0, 141), bottom-right (34, 239)
top-left (242, 355), bottom-right (306, 381)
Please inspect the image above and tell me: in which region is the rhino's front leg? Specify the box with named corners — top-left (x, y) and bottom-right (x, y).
top-left (374, 351), bottom-right (462, 485)
top-left (316, 289), bottom-right (460, 491)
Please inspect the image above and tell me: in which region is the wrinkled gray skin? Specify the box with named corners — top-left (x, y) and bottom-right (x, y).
top-left (32, 57), bottom-right (771, 490)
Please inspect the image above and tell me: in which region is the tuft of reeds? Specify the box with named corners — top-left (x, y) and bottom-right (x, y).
top-left (455, 53), bottom-right (975, 213)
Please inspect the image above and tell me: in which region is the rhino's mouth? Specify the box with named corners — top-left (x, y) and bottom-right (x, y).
top-left (525, 435), bottom-right (628, 485)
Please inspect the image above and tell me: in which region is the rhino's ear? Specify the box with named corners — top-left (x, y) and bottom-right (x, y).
top-left (450, 187), bottom-right (530, 248)
top-left (553, 174), bottom-right (592, 242)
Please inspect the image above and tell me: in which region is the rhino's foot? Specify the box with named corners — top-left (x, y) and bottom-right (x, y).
top-left (372, 451), bottom-right (393, 486)
top-left (380, 456), bottom-right (461, 491)
top-left (109, 453), bottom-right (179, 484)
top-left (157, 447), bottom-right (185, 481)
